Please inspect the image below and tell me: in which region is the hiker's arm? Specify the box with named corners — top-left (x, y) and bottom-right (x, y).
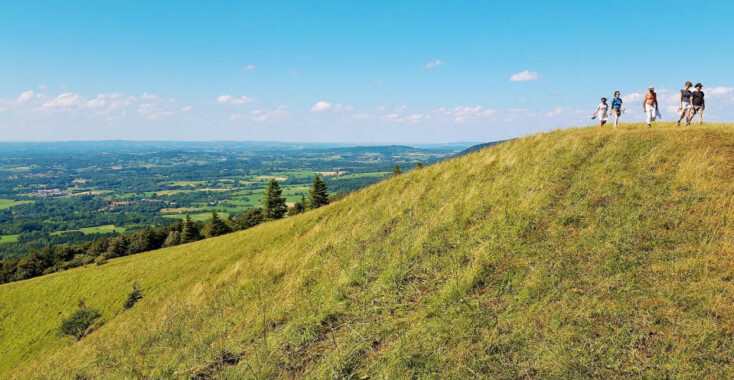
top-left (679, 91), bottom-right (682, 108)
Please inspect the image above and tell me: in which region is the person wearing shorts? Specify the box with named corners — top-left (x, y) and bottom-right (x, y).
top-left (690, 83), bottom-right (705, 125)
top-left (610, 91), bottom-right (623, 128)
top-left (677, 81), bottom-right (693, 126)
top-left (643, 86), bottom-right (659, 127)
top-left (591, 97), bottom-right (609, 127)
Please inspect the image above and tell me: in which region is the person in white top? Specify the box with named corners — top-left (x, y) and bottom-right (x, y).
top-left (591, 97), bottom-right (609, 127)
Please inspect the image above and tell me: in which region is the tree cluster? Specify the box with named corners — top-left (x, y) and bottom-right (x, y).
top-left (0, 176), bottom-right (332, 284)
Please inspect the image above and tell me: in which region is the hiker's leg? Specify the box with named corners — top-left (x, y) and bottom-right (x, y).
top-left (646, 106), bottom-right (654, 126)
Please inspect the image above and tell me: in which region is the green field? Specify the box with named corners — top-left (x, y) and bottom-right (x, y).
top-left (331, 171), bottom-right (390, 180)
top-left (162, 180), bottom-right (206, 187)
top-left (50, 225), bottom-right (127, 236)
top-left (1, 123), bottom-right (733, 378)
top-left (0, 234), bottom-right (20, 244)
top-left (163, 212), bottom-right (230, 222)
top-left (0, 199), bottom-right (34, 210)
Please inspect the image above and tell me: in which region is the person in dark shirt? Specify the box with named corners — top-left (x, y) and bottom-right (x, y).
top-left (690, 83), bottom-right (705, 125)
top-left (610, 91), bottom-right (624, 128)
top-left (677, 81), bottom-right (693, 127)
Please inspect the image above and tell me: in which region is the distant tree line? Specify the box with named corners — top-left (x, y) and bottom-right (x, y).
top-left (0, 176), bottom-right (333, 284)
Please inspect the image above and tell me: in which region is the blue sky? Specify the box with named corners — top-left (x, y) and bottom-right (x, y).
top-left (1, 1), bottom-right (733, 143)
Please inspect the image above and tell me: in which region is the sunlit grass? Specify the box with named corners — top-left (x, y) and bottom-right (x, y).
top-left (1, 122), bottom-right (733, 378)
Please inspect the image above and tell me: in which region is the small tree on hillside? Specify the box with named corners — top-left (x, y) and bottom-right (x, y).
top-left (234, 208), bottom-right (265, 230)
top-left (263, 179), bottom-right (287, 220)
top-left (392, 165), bottom-right (402, 176)
top-left (290, 195), bottom-right (308, 215)
top-left (415, 162), bottom-right (424, 169)
top-left (205, 211), bottom-right (231, 237)
top-left (163, 230), bottom-right (181, 247)
top-left (123, 282), bottom-right (143, 309)
top-left (308, 175), bottom-right (329, 209)
top-left (180, 214), bottom-right (200, 244)
top-left (59, 301), bottom-right (101, 340)
top-left (105, 235), bottom-right (129, 259)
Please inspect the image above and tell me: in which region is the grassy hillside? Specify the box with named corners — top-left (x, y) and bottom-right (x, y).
top-left (1, 123), bottom-right (733, 379)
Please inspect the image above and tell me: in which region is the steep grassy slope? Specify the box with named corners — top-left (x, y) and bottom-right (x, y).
top-left (1, 123), bottom-right (733, 379)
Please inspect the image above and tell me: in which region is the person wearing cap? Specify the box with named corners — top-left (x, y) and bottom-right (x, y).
top-left (677, 81), bottom-right (693, 126)
top-left (610, 91), bottom-right (624, 128)
top-left (690, 83), bottom-right (705, 125)
top-left (643, 86), bottom-right (659, 127)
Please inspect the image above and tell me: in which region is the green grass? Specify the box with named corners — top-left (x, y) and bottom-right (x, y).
top-left (1, 123), bottom-right (734, 378)
top-left (0, 199), bottom-right (34, 210)
top-left (162, 180), bottom-right (206, 187)
top-left (50, 225), bottom-right (126, 236)
top-left (0, 234), bottom-right (20, 243)
top-left (331, 171), bottom-right (390, 180)
top-left (162, 212), bottom-right (230, 222)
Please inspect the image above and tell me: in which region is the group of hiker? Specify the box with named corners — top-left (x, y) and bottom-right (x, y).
top-left (591, 82), bottom-right (706, 128)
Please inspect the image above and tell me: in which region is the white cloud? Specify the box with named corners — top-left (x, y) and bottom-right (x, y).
top-left (17, 90), bottom-right (40, 104)
top-left (407, 113), bottom-right (429, 123)
top-left (311, 101), bottom-right (332, 112)
top-left (181, 106), bottom-right (194, 112)
top-left (425, 59), bottom-right (444, 69)
top-left (709, 86), bottom-right (733, 96)
top-left (545, 107), bottom-right (563, 117)
top-left (229, 114), bottom-right (244, 121)
top-left (37, 84), bottom-right (48, 90)
top-left (142, 92), bottom-right (159, 100)
top-left (42, 93), bottom-right (84, 109)
top-left (249, 105), bottom-right (289, 122)
top-left (510, 70), bottom-right (541, 82)
top-left (622, 92), bottom-right (643, 102)
top-left (242, 64), bottom-right (256, 71)
top-left (435, 105), bottom-right (495, 123)
top-left (217, 95), bottom-right (252, 105)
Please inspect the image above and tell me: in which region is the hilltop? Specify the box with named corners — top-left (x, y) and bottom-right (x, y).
top-left (1, 123), bottom-right (733, 378)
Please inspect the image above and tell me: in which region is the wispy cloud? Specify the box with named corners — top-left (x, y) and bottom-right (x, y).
top-left (310, 101), bottom-right (353, 113)
top-left (242, 64), bottom-right (256, 71)
top-left (42, 93), bottom-right (84, 109)
top-left (311, 101), bottom-right (332, 112)
top-left (510, 70), bottom-right (541, 82)
top-left (434, 106), bottom-right (495, 123)
top-left (425, 59), bottom-right (444, 69)
top-left (216, 95), bottom-right (253, 105)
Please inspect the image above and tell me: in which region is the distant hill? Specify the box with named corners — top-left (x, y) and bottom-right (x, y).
top-left (458, 140), bottom-right (508, 155)
top-left (1, 123), bottom-right (733, 378)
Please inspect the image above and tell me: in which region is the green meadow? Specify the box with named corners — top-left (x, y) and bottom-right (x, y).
top-left (0, 199), bottom-right (34, 210)
top-left (50, 225), bottom-right (127, 236)
top-left (1, 123), bottom-right (733, 378)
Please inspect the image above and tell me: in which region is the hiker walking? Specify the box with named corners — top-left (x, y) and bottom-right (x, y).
top-left (643, 86), bottom-right (659, 127)
top-left (591, 97), bottom-right (609, 127)
top-left (690, 83), bottom-right (705, 125)
top-left (677, 81), bottom-right (693, 126)
top-left (610, 91), bottom-right (624, 128)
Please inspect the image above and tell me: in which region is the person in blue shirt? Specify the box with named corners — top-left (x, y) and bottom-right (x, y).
top-left (610, 91), bottom-right (624, 128)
